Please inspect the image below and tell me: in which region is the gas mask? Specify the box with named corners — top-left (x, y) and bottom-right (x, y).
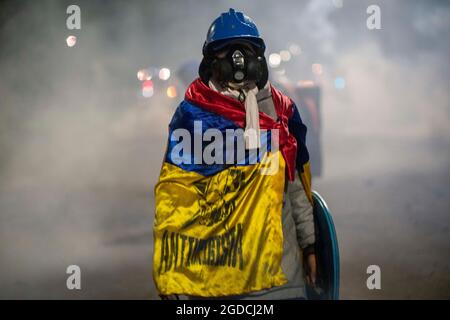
top-left (200, 44), bottom-right (268, 89)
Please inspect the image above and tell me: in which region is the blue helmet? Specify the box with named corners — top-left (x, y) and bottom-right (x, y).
top-left (203, 8), bottom-right (265, 56)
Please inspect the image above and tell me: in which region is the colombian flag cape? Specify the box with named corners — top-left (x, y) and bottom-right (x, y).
top-left (153, 78), bottom-right (312, 297)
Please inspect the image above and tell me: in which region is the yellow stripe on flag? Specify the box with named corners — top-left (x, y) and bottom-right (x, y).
top-left (153, 151), bottom-right (287, 297)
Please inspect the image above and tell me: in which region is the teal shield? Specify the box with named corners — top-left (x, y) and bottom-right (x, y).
top-left (305, 191), bottom-right (340, 300)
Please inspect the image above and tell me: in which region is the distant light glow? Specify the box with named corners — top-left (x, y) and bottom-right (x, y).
top-left (280, 50), bottom-right (291, 62)
top-left (142, 80), bottom-right (154, 97)
top-left (66, 35), bottom-right (77, 47)
top-left (298, 80), bottom-right (315, 87)
top-left (334, 77), bottom-right (346, 89)
top-left (137, 70), bottom-right (145, 81)
top-left (137, 69), bottom-right (151, 81)
top-left (159, 68), bottom-right (171, 80)
top-left (166, 86), bottom-right (177, 98)
top-left (268, 53), bottom-right (281, 68)
top-left (288, 44), bottom-right (301, 55)
top-left (312, 63), bottom-right (323, 75)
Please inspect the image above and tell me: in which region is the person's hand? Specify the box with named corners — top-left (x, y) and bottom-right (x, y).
top-left (304, 253), bottom-right (317, 287)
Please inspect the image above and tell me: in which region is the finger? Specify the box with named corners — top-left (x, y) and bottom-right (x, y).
top-left (311, 272), bottom-right (316, 285)
top-left (306, 273), bottom-right (314, 286)
top-left (308, 256), bottom-right (317, 285)
top-left (305, 276), bottom-right (310, 286)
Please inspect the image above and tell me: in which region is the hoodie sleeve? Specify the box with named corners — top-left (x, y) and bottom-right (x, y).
top-left (287, 103), bottom-right (315, 248)
top-left (287, 173), bottom-right (315, 248)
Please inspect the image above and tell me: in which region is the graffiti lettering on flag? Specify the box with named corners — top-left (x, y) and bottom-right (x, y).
top-left (158, 223), bottom-right (244, 274)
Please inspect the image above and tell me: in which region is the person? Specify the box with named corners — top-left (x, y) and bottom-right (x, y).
top-left (153, 8), bottom-right (317, 300)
